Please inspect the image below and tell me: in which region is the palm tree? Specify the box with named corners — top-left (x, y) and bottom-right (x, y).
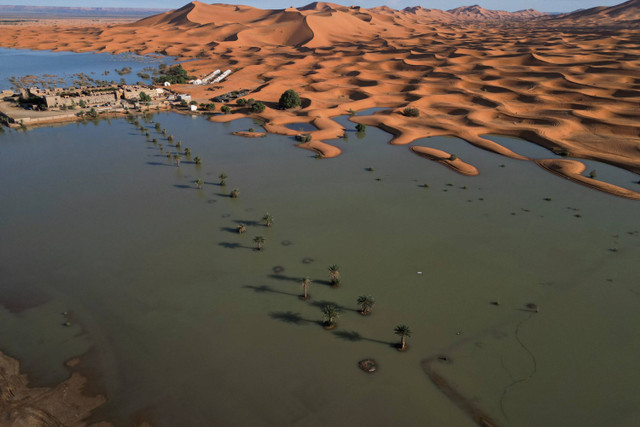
top-left (262, 213), bottom-right (274, 227)
top-left (166, 152), bottom-right (172, 159)
top-left (193, 156), bottom-right (202, 165)
top-left (176, 141), bottom-right (182, 149)
top-left (301, 276), bottom-right (312, 300)
top-left (184, 147), bottom-right (191, 156)
top-left (253, 235), bottom-right (265, 250)
top-left (394, 324), bottom-right (412, 351)
top-left (322, 304), bottom-right (340, 329)
top-left (168, 134), bottom-right (174, 142)
top-left (219, 173), bottom-right (227, 186)
top-left (195, 178), bottom-right (203, 189)
top-left (172, 154), bottom-right (181, 167)
top-left (230, 188), bottom-right (239, 198)
top-left (328, 264), bottom-right (341, 287)
top-left (357, 295), bottom-right (375, 315)
top-left (237, 224), bottom-right (246, 234)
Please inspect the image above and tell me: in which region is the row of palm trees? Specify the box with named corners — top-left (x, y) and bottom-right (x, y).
top-left (320, 303), bottom-right (411, 350)
top-left (301, 267), bottom-right (412, 351)
top-left (131, 114), bottom-right (414, 353)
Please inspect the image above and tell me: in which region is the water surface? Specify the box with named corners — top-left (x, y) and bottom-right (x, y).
top-left (1, 113), bottom-right (639, 427)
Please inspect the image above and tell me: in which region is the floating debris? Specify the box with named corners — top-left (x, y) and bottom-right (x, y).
top-left (358, 359), bottom-right (377, 373)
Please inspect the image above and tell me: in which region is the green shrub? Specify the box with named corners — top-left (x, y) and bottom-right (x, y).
top-left (221, 105), bottom-right (231, 114)
top-left (236, 98), bottom-right (247, 106)
top-left (250, 102), bottom-right (266, 113)
top-left (278, 89), bottom-right (301, 109)
top-left (295, 134), bottom-right (312, 143)
top-left (356, 123), bottom-right (366, 132)
top-left (403, 107), bottom-right (419, 117)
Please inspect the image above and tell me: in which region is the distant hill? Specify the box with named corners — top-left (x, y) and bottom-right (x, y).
top-left (549, 0), bottom-right (640, 23)
top-left (447, 5), bottom-right (548, 20)
top-left (0, 5), bottom-right (168, 18)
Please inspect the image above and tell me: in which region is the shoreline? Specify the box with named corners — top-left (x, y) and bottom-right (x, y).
top-left (0, 350), bottom-right (110, 426)
top-left (1, 10), bottom-right (639, 199)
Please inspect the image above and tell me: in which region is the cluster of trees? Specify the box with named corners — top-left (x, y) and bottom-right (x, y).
top-left (237, 98), bottom-right (266, 113)
top-left (152, 64), bottom-right (193, 85)
top-left (279, 89), bottom-right (301, 109)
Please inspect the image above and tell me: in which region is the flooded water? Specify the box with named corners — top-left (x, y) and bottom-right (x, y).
top-left (0, 47), bottom-right (172, 90)
top-left (1, 111), bottom-right (640, 426)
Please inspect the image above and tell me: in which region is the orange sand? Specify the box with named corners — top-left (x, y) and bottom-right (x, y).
top-left (1, 1), bottom-right (639, 198)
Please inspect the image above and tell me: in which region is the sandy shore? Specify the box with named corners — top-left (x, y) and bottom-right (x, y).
top-left (1, 1), bottom-right (639, 198)
top-left (0, 351), bottom-right (109, 426)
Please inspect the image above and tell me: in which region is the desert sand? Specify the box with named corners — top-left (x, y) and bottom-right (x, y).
top-left (1, 1), bottom-right (639, 198)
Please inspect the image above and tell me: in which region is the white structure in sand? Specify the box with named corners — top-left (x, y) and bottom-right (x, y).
top-left (189, 69), bottom-right (226, 86)
top-left (212, 70), bottom-right (232, 84)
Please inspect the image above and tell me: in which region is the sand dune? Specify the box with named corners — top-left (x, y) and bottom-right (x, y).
top-left (1, 0), bottom-right (639, 198)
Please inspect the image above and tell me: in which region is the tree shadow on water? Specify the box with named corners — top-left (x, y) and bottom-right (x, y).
top-left (244, 284), bottom-right (299, 299)
top-left (333, 330), bottom-right (395, 348)
top-left (269, 311), bottom-right (323, 327)
top-left (233, 219), bottom-right (261, 227)
top-left (218, 242), bottom-right (252, 250)
top-left (309, 300), bottom-right (359, 313)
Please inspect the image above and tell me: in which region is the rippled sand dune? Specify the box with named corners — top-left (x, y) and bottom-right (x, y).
top-left (1, 0), bottom-right (639, 198)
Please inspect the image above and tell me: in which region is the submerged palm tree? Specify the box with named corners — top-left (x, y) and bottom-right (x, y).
top-left (219, 173), bottom-right (227, 186)
top-left (237, 224), bottom-right (246, 234)
top-left (301, 276), bottom-right (312, 300)
top-left (184, 147), bottom-right (191, 156)
top-left (357, 295), bottom-right (375, 315)
top-left (168, 134), bottom-right (174, 142)
top-left (195, 178), bottom-right (203, 189)
top-left (172, 154), bottom-right (181, 167)
top-left (262, 213), bottom-right (274, 227)
top-left (394, 324), bottom-right (412, 351)
top-left (253, 235), bottom-right (265, 250)
top-left (193, 156), bottom-right (202, 165)
top-left (322, 304), bottom-right (340, 329)
top-left (230, 188), bottom-right (239, 198)
top-left (328, 264), bottom-right (341, 287)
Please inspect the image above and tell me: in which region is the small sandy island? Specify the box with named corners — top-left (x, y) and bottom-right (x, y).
top-left (231, 131), bottom-right (267, 138)
top-left (410, 146), bottom-right (479, 176)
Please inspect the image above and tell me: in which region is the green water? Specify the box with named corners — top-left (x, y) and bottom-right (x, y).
top-left (1, 113), bottom-right (639, 426)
